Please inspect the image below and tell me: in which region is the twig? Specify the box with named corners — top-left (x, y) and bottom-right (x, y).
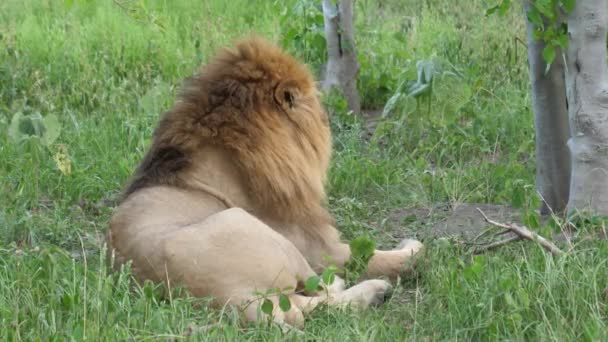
top-left (473, 235), bottom-right (521, 254)
top-left (471, 226), bottom-right (497, 242)
top-left (536, 190), bottom-right (574, 250)
top-left (471, 222), bottom-right (514, 242)
top-left (492, 229), bottom-right (514, 238)
top-left (476, 208), bottom-right (564, 256)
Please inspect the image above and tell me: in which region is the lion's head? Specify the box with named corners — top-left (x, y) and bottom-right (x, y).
top-left (125, 37), bottom-right (333, 227)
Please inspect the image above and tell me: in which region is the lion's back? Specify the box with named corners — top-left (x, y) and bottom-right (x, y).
top-left (107, 186), bottom-right (227, 280)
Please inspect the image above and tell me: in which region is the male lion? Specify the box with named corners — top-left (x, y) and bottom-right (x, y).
top-left (108, 37), bottom-right (423, 327)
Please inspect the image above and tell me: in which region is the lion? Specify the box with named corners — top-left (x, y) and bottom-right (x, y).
top-left (107, 37), bottom-right (423, 328)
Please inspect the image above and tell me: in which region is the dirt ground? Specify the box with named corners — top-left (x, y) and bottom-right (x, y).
top-left (384, 203), bottom-right (522, 242)
top-left (359, 111), bottom-right (524, 243)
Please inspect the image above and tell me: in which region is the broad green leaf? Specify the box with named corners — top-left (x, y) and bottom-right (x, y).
top-left (417, 60), bottom-right (437, 84)
top-left (526, 8), bottom-right (543, 28)
top-left (543, 26), bottom-right (556, 40)
top-left (415, 157), bottom-right (427, 170)
top-left (261, 299), bottom-right (273, 315)
top-left (560, 0), bottom-right (575, 12)
top-left (542, 44), bottom-right (556, 65)
top-left (555, 33), bottom-right (568, 49)
top-left (349, 235), bottom-right (376, 261)
top-left (382, 92), bottom-right (402, 116)
top-left (265, 288), bottom-right (280, 295)
top-left (321, 266), bottom-right (336, 285)
top-left (29, 113), bottom-right (46, 137)
top-left (304, 275), bottom-right (322, 292)
top-left (8, 112), bottom-right (25, 143)
top-left (498, 0), bottom-right (511, 16)
top-left (41, 114), bottom-right (61, 146)
top-left (278, 294), bottom-right (291, 312)
top-left (8, 112), bottom-right (61, 146)
top-left (407, 82), bottom-right (430, 98)
top-left (485, 5), bottom-right (500, 16)
top-left (486, 0), bottom-right (512, 16)
top-left (311, 34), bottom-right (326, 52)
top-left (534, 0), bottom-right (556, 19)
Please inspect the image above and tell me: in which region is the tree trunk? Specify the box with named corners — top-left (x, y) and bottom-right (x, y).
top-left (566, 0), bottom-right (608, 215)
top-left (322, 0), bottom-right (361, 114)
top-left (523, 0), bottom-right (571, 215)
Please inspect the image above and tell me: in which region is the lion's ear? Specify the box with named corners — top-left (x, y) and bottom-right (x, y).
top-left (274, 81), bottom-right (299, 112)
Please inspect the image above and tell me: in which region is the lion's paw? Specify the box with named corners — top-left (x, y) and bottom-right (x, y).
top-left (358, 279), bottom-right (393, 307)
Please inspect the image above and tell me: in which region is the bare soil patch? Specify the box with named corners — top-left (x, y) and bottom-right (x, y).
top-left (384, 203), bottom-right (522, 242)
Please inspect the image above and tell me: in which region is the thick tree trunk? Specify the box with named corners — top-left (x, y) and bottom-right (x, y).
top-left (322, 0), bottom-right (361, 114)
top-left (523, 0), bottom-right (571, 215)
top-left (566, 0), bottom-right (608, 215)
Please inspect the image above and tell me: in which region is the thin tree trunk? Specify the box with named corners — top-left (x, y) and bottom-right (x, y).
top-left (322, 0), bottom-right (361, 114)
top-left (523, 0), bottom-right (571, 215)
top-left (566, 0), bottom-right (608, 215)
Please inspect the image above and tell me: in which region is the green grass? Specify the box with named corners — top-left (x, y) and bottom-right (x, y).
top-left (1, 0), bottom-right (606, 340)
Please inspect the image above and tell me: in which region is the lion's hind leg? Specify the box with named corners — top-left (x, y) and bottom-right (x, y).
top-left (160, 208), bottom-right (392, 328)
top-left (291, 277), bottom-right (392, 312)
top-left (241, 276), bottom-right (392, 328)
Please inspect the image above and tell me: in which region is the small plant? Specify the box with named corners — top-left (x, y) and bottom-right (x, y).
top-left (277, 0), bottom-right (326, 73)
top-left (322, 89), bottom-right (361, 134)
top-left (486, 0), bottom-right (573, 70)
top-left (255, 286), bottom-right (296, 318)
top-left (8, 112), bottom-right (60, 146)
top-left (253, 235), bottom-right (376, 321)
top-left (254, 265), bottom-right (339, 321)
top-left (8, 111), bottom-right (70, 176)
top-left (343, 235), bottom-right (376, 285)
top-left (382, 59), bottom-right (459, 117)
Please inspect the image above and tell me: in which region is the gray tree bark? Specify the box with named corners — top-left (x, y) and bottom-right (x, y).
top-left (523, 0), bottom-right (571, 215)
top-left (322, 0), bottom-right (361, 114)
top-left (565, 0), bottom-right (608, 215)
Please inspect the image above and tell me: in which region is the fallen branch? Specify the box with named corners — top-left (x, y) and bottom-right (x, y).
top-left (476, 208), bottom-right (564, 256)
top-left (473, 235), bottom-right (522, 254)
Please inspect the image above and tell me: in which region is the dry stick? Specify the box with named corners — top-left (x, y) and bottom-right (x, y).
top-left (492, 229), bottom-right (515, 238)
top-left (536, 190), bottom-right (575, 250)
top-left (470, 222), bottom-right (515, 244)
top-left (471, 226), bottom-right (498, 242)
top-left (473, 235), bottom-right (521, 254)
top-left (476, 208), bottom-right (564, 256)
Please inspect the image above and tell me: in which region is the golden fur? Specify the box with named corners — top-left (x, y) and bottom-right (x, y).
top-left (108, 37), bottom-right (423, 327)
top-left (125, 38), bottom-right (330, 228)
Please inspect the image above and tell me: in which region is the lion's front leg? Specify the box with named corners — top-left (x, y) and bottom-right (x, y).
top-left (278, 223), bottom-right (424, 280)
top-left (364, 239), bottom-right (424, 279)
top-left (321, 239), bottom-right (424, 280)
